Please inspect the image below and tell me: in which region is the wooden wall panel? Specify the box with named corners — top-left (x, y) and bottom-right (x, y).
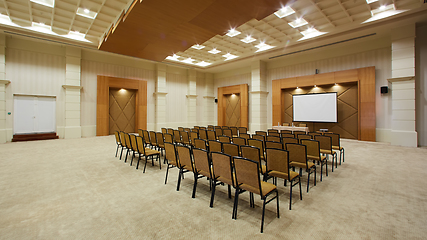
top-left (281, 77), bottom-right (296, 89)
top-left (358, 67), bottom-right (376, 141)
top-left (218, 84), bottom-right (248, 128)
top-left (240, 84), bottom-right (248, 129)
top-left (335, 69), bottom-right (358, 83)
top-left (97, 76), bottom-right (147, 136)
top-left (315, 72), bottom-right (335, 85)
top-left (297, 75), bottom-right (315, 86)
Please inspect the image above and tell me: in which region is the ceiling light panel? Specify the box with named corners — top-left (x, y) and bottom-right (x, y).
top-left (366, 0), bottom-right (378, 4)
top-left (371, 4), bottom-right (395, 16)
top-left (30, 0), bottom-right (55, 8)
top-left (222, 53), bottom-right (238, 61)
top-left (77, 8), bottom-right (98, 19)
top-left (241, 36), bottom-right (256, 43)
top-left (191, 44), bottom-right (205, 50)
top-left (226, 28), bottom-right (241, 37)
top-left (208, 48), bottom-right (221, 54)
top-left (288, 18), bottom-right (309, 28)
top-left (254, 42), bottom-right (274, 52)
top-left (274, 6), bottom-right (295, 18)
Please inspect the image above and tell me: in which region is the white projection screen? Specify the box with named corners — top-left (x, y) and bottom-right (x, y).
top-left (293, 92), bottom-right (337, 123)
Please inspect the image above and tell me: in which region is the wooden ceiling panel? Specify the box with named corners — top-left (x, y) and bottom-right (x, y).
top-left (100, 0), bottom-right (287, 62)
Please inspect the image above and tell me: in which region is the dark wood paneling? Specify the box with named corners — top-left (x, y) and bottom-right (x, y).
top-left (218, 84), bottom-right (248, 128)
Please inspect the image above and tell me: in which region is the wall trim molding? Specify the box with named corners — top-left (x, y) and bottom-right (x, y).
top-left (0, 80), bottom-right (10, 85)
top-left (62, 85), bottom-right (83, 90)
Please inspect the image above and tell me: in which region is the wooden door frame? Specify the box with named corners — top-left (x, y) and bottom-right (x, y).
top-left (96, 75), bottom-right (147, 136)
top-left (217, 84), bottom-right (248, 128)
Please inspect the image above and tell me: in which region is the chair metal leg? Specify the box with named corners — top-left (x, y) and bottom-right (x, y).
top-left (192, 173), bottom-right (198, 198)
top-left (210, 181), bottom-right (216, 208)
top-left (276, 190), bottom-right (280, 218)
top-left (227, 184), bottom-right (232, 199)
top-left (307, 169), bottom-right (310, 193)
top-left (261, 198), bottom-right (266, 233)
top-left (136, 155), bottom-right (141, 169)
top-left (177, 169), bottom-right (182, 191)
top-left (299, 177), bottom-right (302, 200)
top-left (115, 145), bottom-right (119, 157)
top-left (164, 164), bottom-right (170, 184)
top-left (289, 179), bottom-right (293, 210)
top-left (120, 147), bottom-right (124, 160)
top-left (232, 188), bottom-right (240, 219)
top-left (143, 156), bottom-right (148, 173)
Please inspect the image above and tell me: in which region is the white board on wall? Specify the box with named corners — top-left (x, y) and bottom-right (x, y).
top-left (292, 92), bottom-right (337, 123)
top-left (14, 95), bottom-right (56, 134)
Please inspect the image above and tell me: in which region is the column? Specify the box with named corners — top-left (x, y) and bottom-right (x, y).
top-left (249, 60), bottom-right (268, 132)
top-left (154, 63), bottom-right (167, 131)
top-left (203, 73), bottom-right (215, 126)
top-left (0, 34), bottom-right (10, 143)
top-left (186, 69), bottom-right (197, 128)
top-left (63, 47), bottom-right (82, 139)
top-left (389, 24), bottom-right (417, 147)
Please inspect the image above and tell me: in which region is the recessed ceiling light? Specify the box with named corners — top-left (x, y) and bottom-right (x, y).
top-left (31, 22), bottom-right (52, 32)
top-left (208, 48), bottom-right (221, 54)
top-left (191, 44), bottom-right (205, 50)
top-left (196, 61), bottom-right (212, 67)
top-left (288, 18), bottom-right (308, 28)
top-left (241, 35), bottom-right (256, 43)
top-left (370, 4), bottom-right (395, 16)
top-left (226, 28), bottom-right (241, 37)
top-left (30, 0), bottom-right (55, 8)
top-left (254, 42), bottom-right (274, 52)
top-left (274, 6), bottom-right (295, 18)
top-left (182, 57), bottom-right (195, 64)
top-left (298, 28), bottom-right (327, 40)
top-left (222, 53), bottom-right (238, 61)
top-left (366, 0), bottom-right (378, 3)
top-left (68, 30), bottom-right (85, 38)
top-left (77, 7), bottom-right (97, 19)
top-left (166, 54), bottom-right (180, 61)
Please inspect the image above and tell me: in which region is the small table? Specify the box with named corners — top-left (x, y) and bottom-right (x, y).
top-left (272, 126), bottom-right (309, 133)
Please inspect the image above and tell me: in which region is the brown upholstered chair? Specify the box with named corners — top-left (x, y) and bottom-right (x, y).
top-left (308, 132), bottom-right (322, 138)
top-left (164, 142), bottom-right (178, 184)
top-left (240, 145), bottom-right (266, 175)
top-left (265, 148), bottom-right (301, 210)
top-left (207, 130), bottom-right (216, 141)
top-left (218, 135), bottom-right (231, 143)
top-left (161, 128), bottom-right (167, 134)
top-left (189, 131), bottom-right (199, 147)
top-left (167, 128), bottom-right (174, 135)
top-left (173, 130), bottom-right (182, 145)
top-left (178, 127), bottom-right (184, 131)
top-left (210, 152), bottom-right (235, 207)
top-left (301, 139), bottom-right (328, 181)
top-left (266, 135), bottom-right (281, 143)
top-left (297, 134), bottom-right (312, 143)
top-left (207, 125), bottom-right (214, 131)
top-left (176, 145), bottom-right (195, 191)
top-left (281, 137), bottom-right (298, 149)
top-left (136, 135), bottom-right (160, 173)
top-left (238, 127), bottom-right (247, 134)
top-left (163, 133), bottom-right (173, 144)
top-left (122, 132), bottom-right (133, 162)
top-left (230, 126), bottom-right (238, 136)
top-left (156, 132), bottom-right (165, 156)
top-left (222, 126), bottom-right (229, 129)
top-left (223, 129), bottom-right (232, 138)
top-left (255, 131), bottom-right (267, 137)
top-left (268, 132), bottom-right (280, 137)
top-left (267, 129), bottom-right (279, 134)
top-left (114, 131), bottom-right (123, 158)
top-left (183, 127), bottom-right (190, 132)
top-left (208, 140), bottom-right (222, 153)
top-left (239, 133), bottom-right (251, 140)
top-left (194, 138), bottom-right (208, 150)
top-left (286, 143), bottom-right (316, 192)
top-left (232, 156), bottom-right (279, 233)
top-left (265, 141), bottom-right (283, 150)
top-left (247, 139), bottom-right (265, 161)
top-left (149, 131), bottom-right (158, 150)
top-left (252, 134), bottom-right (265, 142)
top-left (281, 133), bottom-right (294, 138)
top-left (232, 137), bottom-right (246, 147)
top-left (215, 128), bottom-right (223, 138)
top-left (192, 148), bottom-right (213, 198)
top-left (314, 135), bottom-right (338, 171)
top-left (280, 130), bottom-right (292, 134)
top-left (324, 132), bottom-right (345, 165)
top-left (142, 130), bottom-right (151, 148)
top-left (180, 131), bottom-right (190, 146)
top-left (191, 128), bottom-right (199, 133)
top-left (198, 129), bottom-right (207, 140)
top-left (293, 131), bottom-right (306, 137)
top-left (129, 134), bottom-right (139, 165)
top-left (222, 143), bottom-right (240, 157)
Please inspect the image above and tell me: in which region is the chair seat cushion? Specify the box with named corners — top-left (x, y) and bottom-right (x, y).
top-left (239, 181), bottom-right (276, 197)
top-left (290, 161), bottom-right (315, 169)
top-left (320, 149), bottom-right (333, 154)
top-left (268, 170), bottom-right (299, 181)
top-left (332, 146), bottom-right (344, 150)
top-left (307, 155), bottom-right (327, 162)
top-left (145, 149), bottom-right (160, 156)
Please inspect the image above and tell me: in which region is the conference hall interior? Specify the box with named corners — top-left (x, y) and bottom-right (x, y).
top-left (0, 0), bottom-right (426, 238)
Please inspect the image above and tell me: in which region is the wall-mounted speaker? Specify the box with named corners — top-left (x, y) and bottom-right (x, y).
top-left (380, 86), bottom-right (388, 94)
top-left (214, 98), bottom-right (218, 103)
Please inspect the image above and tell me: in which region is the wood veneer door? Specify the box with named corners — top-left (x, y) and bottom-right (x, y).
top-left (225, 94), bottom-right (241, 127)
top-left (109, 88), bottom-right (136, 134)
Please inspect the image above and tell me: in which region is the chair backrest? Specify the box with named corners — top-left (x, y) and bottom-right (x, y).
top-left (268, 132), bottom-right (280, 137)
top-left (194, 138), bottom-right (208, 150)
top-left (138, 129), bottom-right (143, 137)
top-left (164, 142), bottom-right (178, 165)
top-left (238, 127), bottom-right (247, 134)
top-left (241, 145), bottom-right (261, 166)
top-left (161, 128), bottom-right (167, 134)
top-left (252, 134), bottom-right (265, 142)
top-left (266, 148), bottom-right (290, 180)
top-left (255, 131), bottom-right (267, 137)
top-left (233, 156), bottom-right (262, 195)
top-left (149, 131), bottom-right (157, 146)
top-left (164, 133), bottom-right (173, 143)
top-left (280, 130), bottom-right (292, 134)
top-left (190, 131), bottom-right (199, 145)
top-left (200, 126), bottom-right (207, 130)
top-left (136, 136), bottom-right (145, 154)
top-left (315, 135), bottom-right (333, 151)
top-left (301, 139), bottom-right (321, 161)
top-left (194, 126), bottom-right (200, 129)
top-left (191, 128), bottom-right (199, 133)
top-left (178, 127), bottom-right (184, 131)
top-left (281, 133), bottom-right (294, 138)
top-left (215, 128), bottom-right (223, 138)
top-left (124, 132), bottom-right (132, 149)
top-left (282, 123), bottom-right (290, 126)
top-left (222, 126), bottom-right (229, 129)
top-left (267, 129), bottom-right (279, 133)
top-left (222, 143), bottom-right (240, 157)
top-left (324, 132), bottom-right (340, 147)
top-left (230, 127), bottom-right (238, 136)
top-left (156, 132), bottom-right (164, 147)
top-left (293, 131), bottom-right (306, 137)
top-left (211, 152), bottom-right (234, 186)
top-left (266, 135), bottom-right (281, 142)
top-left (223, 129), bottom-right (232, 138)
top-left (143, 130), bottom-right (150, 145)
top-left (286, 143), bottom-right (307, 166)
top-left (193, 148), bottom-right (211, 176)
top-left (184, 128), bottom-right (191, 132)
top-left (180, 131), bottom-right (190, 144)
top-left (167, 128), bottom-right (174, 134)
top-left (308, 132), bottom-right (322, 138)
top-left (207, 126), bottom-right (214, 131)
top-left (173, 130), bottom-right (181, 143)
top-left (247, 139), bottom-right (264, 159)
top-left (232, 137), bottom-right (246, 147)
top-left (130, 134), bottom-right (138, 151)
top-left (265, 141), bottom-right (283, 150)
top-left (207, 130), bottom-right (216, 141)
top-left (239, 133), bottom-right (250, 140)
top-left (208, 140), bottom-right (222, 153)
top-left (282, 137), bottom-right (299, 149)
top-left (218, 135), bottom-right (231, 143)
top-left (177, 145), bottom-right (193, 171)
top-left (297, 134), bottom-right (312, 143)
top-left (199, 129), bottom-right (207, 140)
top-left (115, 131), bottom-right (121, 145)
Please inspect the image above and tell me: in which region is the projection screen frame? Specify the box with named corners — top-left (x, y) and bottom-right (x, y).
top-left (292, 92), bottom-right (338, 123)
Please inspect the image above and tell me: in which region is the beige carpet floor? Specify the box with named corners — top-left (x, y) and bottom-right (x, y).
top-left (0, 136), bottom-right (426, 239)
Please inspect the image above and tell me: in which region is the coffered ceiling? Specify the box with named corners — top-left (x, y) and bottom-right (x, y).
top-left (0, 0), bottom-right (426, 70)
